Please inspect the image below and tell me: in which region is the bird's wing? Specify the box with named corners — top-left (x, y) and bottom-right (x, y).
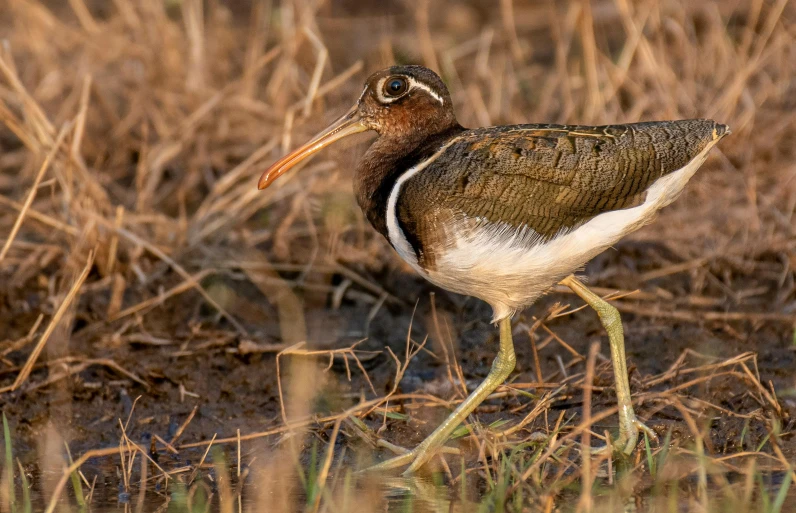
top-left (395, 119), bottom-right (728, 266)
top-left (397, 120), bottom-right (726, 254)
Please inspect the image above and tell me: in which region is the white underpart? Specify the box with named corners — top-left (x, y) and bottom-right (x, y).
top-left (387, 138), bottom-right (720, 322)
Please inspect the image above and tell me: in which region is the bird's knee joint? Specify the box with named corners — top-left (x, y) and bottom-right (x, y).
top-left (598, 304), bottom-right (621, 328)
top-left (492, 353), bottom-right (516, 376)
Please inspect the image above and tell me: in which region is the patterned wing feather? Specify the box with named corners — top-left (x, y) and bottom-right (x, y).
top-left (397, 119), bottom-right (727, 262)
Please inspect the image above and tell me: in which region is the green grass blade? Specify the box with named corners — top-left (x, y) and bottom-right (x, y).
top-left (739, 418), bottom-right (750, 450)
top-left (65, 443), bottom-right (86, 509)
top-left (400, 493), bottom-right (413, 513)
top-left (644, 431), bottom-right (655, 478)
top-left (756, 432), bottom-right (772, 452)
top-left (771, 470), bottom-right (793, 513)
top-left (306, 439), bottom-right (319, 506)
top-left (192, 483), bottom-right (208, 512)
top-left (3, 413), bottom-right (17, 512)
top-left (15, 460), bottom-right (30, 513)
top-left (450, 424), bottom-right (470, 439)
top-left (757, 473), bottom-right (771, 512)
top-left (168, 481), bottom-right (188, 513)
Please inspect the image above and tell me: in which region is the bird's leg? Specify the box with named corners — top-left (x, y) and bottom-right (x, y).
top-left (367, 316), bottom-right (516, 474)
top-left (560, 275), bottom-right (657, 455)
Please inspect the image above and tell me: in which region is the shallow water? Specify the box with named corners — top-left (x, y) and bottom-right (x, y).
top-left (23, 473), bottom-right (463, 513)
top-left (11, 456), bottom-right (796, 513)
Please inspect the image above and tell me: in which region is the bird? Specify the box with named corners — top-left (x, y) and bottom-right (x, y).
top-left (257, 65), bottom-right (729, 475)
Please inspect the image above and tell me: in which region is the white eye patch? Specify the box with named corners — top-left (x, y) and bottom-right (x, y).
top-left (408, 78), bottom-right (444, 105)
top-left (374, 76), bottom-right (444, 105)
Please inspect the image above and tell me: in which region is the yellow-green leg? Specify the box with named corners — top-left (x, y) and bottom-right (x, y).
top-left (560, 275), bottom-right (657, 454)
top-left (368, 316), bottom-right (516, 474)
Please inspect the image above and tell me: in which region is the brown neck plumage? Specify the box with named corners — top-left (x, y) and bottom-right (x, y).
top-left (354, 118), bottom-right (463, 239)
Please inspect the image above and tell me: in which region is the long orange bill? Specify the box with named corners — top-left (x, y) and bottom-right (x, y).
top-left (257, 105), bottom-right (369, 190)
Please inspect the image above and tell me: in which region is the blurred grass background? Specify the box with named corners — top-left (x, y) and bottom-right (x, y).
top-left (0, 0), bottom-right (795, 511)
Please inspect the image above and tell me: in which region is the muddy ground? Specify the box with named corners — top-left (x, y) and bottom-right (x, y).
top-left (0, 0), bottom-right (795, 510)
top-left (2, 232), bottom-right (794, 461)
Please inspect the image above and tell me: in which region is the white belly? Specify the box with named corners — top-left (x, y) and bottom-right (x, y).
top-left (388, 141), bottom-right (717, 322)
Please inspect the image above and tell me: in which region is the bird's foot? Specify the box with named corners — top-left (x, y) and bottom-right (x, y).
top-left (593, 411), bottom-right (657, 456)
top-left (616, 416), bottom-right (658, 455)
top-left (361, 439), bottom-right (460, 475)
top-left (588, 414), bottom-right (657, 458)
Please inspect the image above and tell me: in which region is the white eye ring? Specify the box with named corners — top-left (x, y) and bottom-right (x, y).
top-left (374, 76), bottom-right (444, 105)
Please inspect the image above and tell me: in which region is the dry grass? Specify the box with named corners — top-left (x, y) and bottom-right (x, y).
top-left (0, 0), bottom-right (795, 511)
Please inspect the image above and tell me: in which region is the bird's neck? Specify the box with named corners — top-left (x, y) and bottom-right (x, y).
top-left (354, 124), bottom-right (464, 240)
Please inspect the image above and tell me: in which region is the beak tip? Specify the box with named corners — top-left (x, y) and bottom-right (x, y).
top-left (255, 106), bottom-right (367, 191)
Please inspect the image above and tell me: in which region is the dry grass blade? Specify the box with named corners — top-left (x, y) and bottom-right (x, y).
top-left (0, 0), bottom-right (793, 510)
top-left (0, 195), bottom-right (81, 236)
top-left (109, 269), bottom-right (214, 321)
top-left (309, 417), bottom-right (341, 513)
top-left (86, 215), bottom-right (247, 335)
top-left (576, 341), bottom-right (599, 513)
top-left (188, 433), bottom-right (217, 485)
top-left (176, 392), bottom-right (451, 450)
top-left (1, 249), bottom-right (94, 393)
top-left (43, 446), bottom-right (133, 513)
top-left (0, 123), bottom-right (71, 264)
top-left (0, 51), bottom-right (54, 144)
top-left (0, 313), bottom-right (44, 358)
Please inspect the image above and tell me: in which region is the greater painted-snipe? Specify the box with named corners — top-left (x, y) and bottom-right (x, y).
top-left (257, 65), bottom-right (729, 474)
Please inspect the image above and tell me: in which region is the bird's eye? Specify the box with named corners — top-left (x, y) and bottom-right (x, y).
top-left (383, 77), bottom-right (408, 97)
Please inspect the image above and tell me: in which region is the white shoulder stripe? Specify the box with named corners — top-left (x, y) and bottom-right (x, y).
top-left (385, 139), bottom-right (459, 269)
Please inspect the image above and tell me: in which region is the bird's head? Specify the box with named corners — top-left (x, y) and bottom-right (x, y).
top-left (257, 65), bottom-right (457, 189)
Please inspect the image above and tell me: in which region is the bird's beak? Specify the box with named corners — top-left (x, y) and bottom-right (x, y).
top-left (257, 105), bottom-right (369, 190)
